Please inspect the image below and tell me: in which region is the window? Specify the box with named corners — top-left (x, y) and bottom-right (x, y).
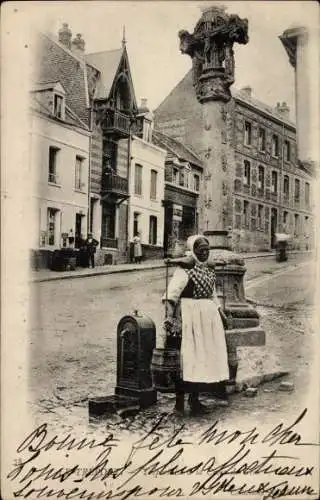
top-left (134, 164), bottom-right (143, 195)
top-left (272, 135), bottom-right (279, 157)
top-left (243, 200), bottom-right (249, 227)
top-left (149, 216), bottom-right (157, 245)
top-left (179, 169), bottom-right (185, 187)
top-left (193, 174), bottom-right (200, 191)
top-left (284, 140), bottom-right (291, 161)
top-left (47, 208), bottom-right (58, 246)
top-left (133, 212), bottom-right (140, 237)
top-left (283, 211), bottom-right (288, 226)
top-left (244, 121), bottom-right (252, 146)
top-left (75, 156), bottom-right (84, 190)
top-left (184, 165), bottom-right (191, 188)
top-left (305, 182), bottom-right (310, 208)
top-left (101, 204), bottom-right (116, 239)
top-left (257, 204), bottom-right (263, 229)
top-left (294, 179), bottom-right (300, 202)
top-left (283, 175), bottom-right (289, 197)
top-left (48, 146), bottom-right (59, 183)
top-left (258, 165), bottom-right (265, 191)
top-left (150, 170), bottom-right (157, 200)
top-left (271, 171), bottom-right (278, 194)
top-left (304, 217), bottom-right (309, 239)
top-left (173, 168), bottom-right (179, 184)
top-left (258, 128), bottom-right (266, 151)
top-left (143, 120), bottom-right (152, 142)
top-left (294, 214), bottom-right (299, 235)
top-left (53, 94), bottom-right (63, 118)
top-left (244, 160), bottom-right (251, 186)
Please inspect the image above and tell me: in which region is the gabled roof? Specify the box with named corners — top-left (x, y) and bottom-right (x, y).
top-left (154, 70), bottom-right (199, 123)
top-left (86, 46), bottom-right (138, 110)
top-left (31, 81), bottom-right (66, 95)
top-left (85, 49), bottom-right (123, 99)
top-left (154, 69), bottom-right (296, 129)
top-left (152, 129), bottom-right (202, 168)
top-left (30, 93), bottom-right (89, 130)
top-left (32, 32), bottom-right (90, 126)
top-left (234, 90), bottom-right (296, 128)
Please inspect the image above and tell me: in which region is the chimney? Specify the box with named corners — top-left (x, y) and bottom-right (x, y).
top-left (58, 23), bottom-right (72, 49)
top-left (138, 98), bottom-right (150, 114)
top-left (275, 101), bottom-right (290, 120)
top-left (240, 86), bottom-right (252, 98)
top-left (71, 33), bottom-right (86, 58)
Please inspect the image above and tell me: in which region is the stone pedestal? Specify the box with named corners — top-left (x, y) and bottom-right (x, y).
top-left (208, 243), bottom-right (265, 385)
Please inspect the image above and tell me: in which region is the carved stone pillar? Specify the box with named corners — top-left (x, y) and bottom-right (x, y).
top-left (179, 5), bottom-right (265, 391)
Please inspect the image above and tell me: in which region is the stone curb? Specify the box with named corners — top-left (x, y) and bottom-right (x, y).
top-left (31, 250), bottom-right (311, 283)
top-left (234, 371), bottom-right (289, 393)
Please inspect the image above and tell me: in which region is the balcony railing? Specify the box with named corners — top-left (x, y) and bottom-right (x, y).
top-left (103, 173), bottom-right (128, 196)
top-left (101, 109), bottom-right (131, 136)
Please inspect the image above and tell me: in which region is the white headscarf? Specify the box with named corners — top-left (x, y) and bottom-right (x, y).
top-left (186, 234), bottom-right (210, 264)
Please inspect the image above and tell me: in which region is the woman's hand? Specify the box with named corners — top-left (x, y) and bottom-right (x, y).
top-left (219, 308), bottom-right (229, 330)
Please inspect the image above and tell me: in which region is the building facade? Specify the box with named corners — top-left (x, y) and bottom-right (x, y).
top-left (84, 43), bottom-right (137, 264)
top-left (123, 107), bottom-right (166, 260)
top-left (30, 31), bottom-right (91, 269)
top-left (85, 37), bottom-right (167, 263)
top-left (152, 130), bottom-right (203, 256)
top-left (154, 71), bottom-right (314, 252)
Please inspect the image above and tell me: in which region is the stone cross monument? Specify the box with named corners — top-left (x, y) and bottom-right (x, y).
top-left (179, 4), bottom-right (265, 387)
top-left (179, 4), bottom-right (248, 247)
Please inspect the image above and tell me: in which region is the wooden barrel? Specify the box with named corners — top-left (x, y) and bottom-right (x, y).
top-left (151, 348), bottom-right (181, 393)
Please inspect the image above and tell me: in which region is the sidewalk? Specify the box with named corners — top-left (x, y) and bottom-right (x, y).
top-left (31, 250), bottom-right (311, 283)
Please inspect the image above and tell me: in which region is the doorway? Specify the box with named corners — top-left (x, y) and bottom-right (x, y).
top-left (75, 213), bottom-right (84, 248)
top-left (270, 208), bottom-right (277, 249)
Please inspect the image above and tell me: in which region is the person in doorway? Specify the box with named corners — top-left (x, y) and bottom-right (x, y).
top-left (162, 235), bottom-right (230, 415)
top-left (133, 233), bottom-right (143, 263)
top-left (84, 233), bottom-right (99, 268)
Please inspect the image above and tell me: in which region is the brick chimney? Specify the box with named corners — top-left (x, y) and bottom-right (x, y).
top-left (58, 23), bottom-right (72, 49)
top-left (139, 98), bottom-right (149, 113)
top-left (71, 34), bottom-right (86, 59)
top-left (275, 101), bottom-right (290, 120)
top-left (240, 86), bottom-right (253, 98)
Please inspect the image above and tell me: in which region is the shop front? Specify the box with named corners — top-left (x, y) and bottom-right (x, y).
top-left (163, 185), bottom-right (198, 257)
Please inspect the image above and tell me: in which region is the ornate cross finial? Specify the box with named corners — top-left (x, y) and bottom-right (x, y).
top-left (178, 6), bottom-right (249, 103)
top-left (122, 25), bottom-right (126, 48)
top-left (199, 2), bottom-right (227, 14)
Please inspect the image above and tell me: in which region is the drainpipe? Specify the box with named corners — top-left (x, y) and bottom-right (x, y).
top-left (87, 102), bottom-right (94, 237)
top-left (126, 118), bottom-right (133, 262)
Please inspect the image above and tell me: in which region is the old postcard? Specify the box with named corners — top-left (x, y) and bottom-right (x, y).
top-left (1, 1), bottom-right (319, 499)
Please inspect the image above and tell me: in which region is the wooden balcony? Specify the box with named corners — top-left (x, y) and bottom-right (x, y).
top-left (101, 173), bottom-right (129, 203)
top-left (101, 109), bottom-right (131, 137)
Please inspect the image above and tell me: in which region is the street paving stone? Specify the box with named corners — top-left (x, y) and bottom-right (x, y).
top-left (29, 254), bottom-right (315, 435)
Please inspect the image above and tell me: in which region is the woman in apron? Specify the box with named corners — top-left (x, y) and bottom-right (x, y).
top-left (162, 235), bottom-right (229, 415)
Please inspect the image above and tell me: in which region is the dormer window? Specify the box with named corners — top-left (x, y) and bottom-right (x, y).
top-left (143, 119), bottom-right (152, 142)
top-left (53, 93), bottom-right (64, 119)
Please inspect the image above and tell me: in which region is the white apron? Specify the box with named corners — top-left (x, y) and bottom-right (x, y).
top-left (181, 298), bottom-right (229, 383)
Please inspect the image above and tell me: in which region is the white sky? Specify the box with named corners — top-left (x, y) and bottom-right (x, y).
top-left (11, 1), bottom-right (320, 120)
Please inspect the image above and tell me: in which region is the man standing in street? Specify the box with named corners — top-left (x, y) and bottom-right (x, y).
top-left (84, 233), bottom-right (99, 268)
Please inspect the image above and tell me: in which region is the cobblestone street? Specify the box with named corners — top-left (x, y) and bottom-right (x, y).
top-left (28, 253), bottom-right (315, 435)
